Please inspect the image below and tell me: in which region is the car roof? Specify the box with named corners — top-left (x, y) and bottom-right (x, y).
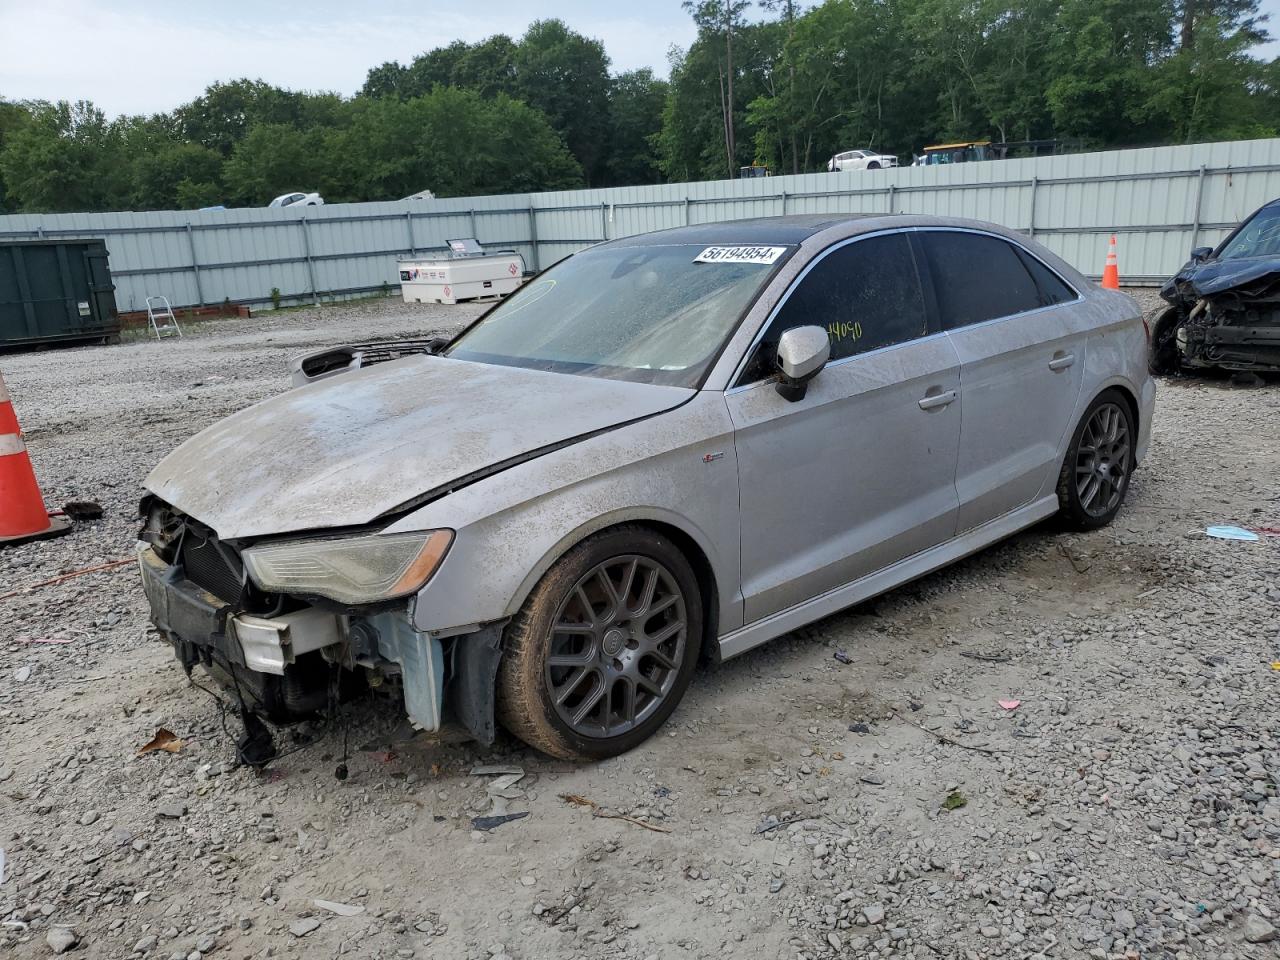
top-left (604, 215), bottom-right (876, 249)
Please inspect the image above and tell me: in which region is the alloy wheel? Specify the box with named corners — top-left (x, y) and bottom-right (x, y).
top-left (544, 555), bottom-right (688, 739)
top-left (1075, 402), bottom-right (1130, 518)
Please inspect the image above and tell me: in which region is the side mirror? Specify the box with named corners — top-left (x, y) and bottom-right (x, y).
top-left (1190, 246), bottom-right (1212, 263)
top-left (774, 325), bottom-right (831, 402)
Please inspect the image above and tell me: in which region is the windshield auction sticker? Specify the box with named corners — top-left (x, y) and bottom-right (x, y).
top-left (694, 246), bottom-right (787, 265)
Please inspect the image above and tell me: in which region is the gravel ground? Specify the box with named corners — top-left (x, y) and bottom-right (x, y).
top-left (1, 291), bottom-right (1279, 960)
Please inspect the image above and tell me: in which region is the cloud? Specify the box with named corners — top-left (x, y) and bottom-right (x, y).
top-left (0, 0), bottom-right (694, 117)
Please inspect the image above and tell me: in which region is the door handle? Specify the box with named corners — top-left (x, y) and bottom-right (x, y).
top-left (1048, 352), bottom-right (1075, 371)
top-left (918, 389), bottom-right (957, 411)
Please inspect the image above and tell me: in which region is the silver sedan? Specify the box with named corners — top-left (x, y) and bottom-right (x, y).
top-left (138, 214), bottom-right (1155, 761)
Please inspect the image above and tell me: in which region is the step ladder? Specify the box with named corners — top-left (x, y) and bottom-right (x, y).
top-left (145, 296), bottom-right (183, 340)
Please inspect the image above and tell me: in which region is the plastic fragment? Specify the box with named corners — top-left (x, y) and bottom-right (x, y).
top-left (471, 812), bottom-right (529, 831)
top-left (998, 699), bottom-right (1021, 711)
top-left (1205, 525), bottom-right (1260, 541)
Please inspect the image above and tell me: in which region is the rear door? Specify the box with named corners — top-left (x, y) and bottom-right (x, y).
top-left (917, 230), bottom-right (1086, 532)
top-left (726, 231), bottom-right (962, 623)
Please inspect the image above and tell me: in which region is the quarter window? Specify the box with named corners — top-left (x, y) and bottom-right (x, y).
top-left (920, 231), bottom-right (1048, 329)
top-left (737, 233), bottom-right (927, 384)
top-left (1015, 247), bottom-right (1077, 305)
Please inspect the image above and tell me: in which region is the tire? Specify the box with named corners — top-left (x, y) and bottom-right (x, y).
top-left (496, 526), bottom-right (702, 761)
top-left (867, 161), bottom-right (881, 170)
top-left (1148, 307), bottom-right (1182, 376)
top-left (1055, 389), bottom-right (1135, 531)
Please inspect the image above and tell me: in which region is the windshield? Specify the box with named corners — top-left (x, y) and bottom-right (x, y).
top-left (445, 242), bottom-right (788, 387)
top-left (1217, 204), bottom-right (1280, 260)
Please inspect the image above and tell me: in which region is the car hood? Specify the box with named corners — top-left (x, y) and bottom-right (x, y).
top-left (1161, 255), bottom-right (1280, 303)
top-left (146, 355), bottom-right (692, 540)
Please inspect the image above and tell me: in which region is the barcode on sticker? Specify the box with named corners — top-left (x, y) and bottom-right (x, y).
top-left (694, 246), bottom-right (786, 265)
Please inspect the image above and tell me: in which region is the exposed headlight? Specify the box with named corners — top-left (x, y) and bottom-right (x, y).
top-left (242, 530), bottom-right (453, 605)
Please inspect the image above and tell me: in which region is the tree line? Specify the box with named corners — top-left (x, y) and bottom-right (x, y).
top-left (0, 1), bottom-right (1275, 214)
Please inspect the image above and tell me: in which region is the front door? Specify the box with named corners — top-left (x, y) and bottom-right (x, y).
top-left (725, 232), bottom-right (964, 624)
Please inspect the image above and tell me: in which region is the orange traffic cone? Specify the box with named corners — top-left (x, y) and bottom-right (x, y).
top-left (0, 371), bottom-right (69, 546)
top-left (1101, 235), bottom-right (1120, 289)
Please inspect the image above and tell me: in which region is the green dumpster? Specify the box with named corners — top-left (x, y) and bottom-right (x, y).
top-left (0, 239), bottom-right (120, 350)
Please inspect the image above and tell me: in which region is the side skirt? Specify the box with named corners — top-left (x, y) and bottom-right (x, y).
top-left (717, 495), bottom-right (1060, 661)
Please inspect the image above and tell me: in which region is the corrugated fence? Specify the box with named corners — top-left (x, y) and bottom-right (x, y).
top-left (3, 137), bottom-right (1280, 312)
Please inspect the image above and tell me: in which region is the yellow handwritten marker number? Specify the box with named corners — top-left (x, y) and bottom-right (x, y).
top-left (827, 320), bottom-right (863, 342)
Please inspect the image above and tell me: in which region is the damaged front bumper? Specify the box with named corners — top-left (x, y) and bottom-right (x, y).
top-left (1153, 263), bottom-right (1280, 374)
top-left (137, 543), bottom-right (453, 734)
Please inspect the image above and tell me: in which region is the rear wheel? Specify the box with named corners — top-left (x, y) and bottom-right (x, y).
top-left (1056, 390), bottom-right (1135, 530)
top-left (496, 527), bottom-right (701, 760)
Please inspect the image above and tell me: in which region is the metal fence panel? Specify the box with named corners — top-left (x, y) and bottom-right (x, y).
top-left (5, 137), bottom-right (1280, 311)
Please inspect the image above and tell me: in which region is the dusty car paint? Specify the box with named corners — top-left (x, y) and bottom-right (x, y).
top-left (146, 356), bottom-right (692, 540)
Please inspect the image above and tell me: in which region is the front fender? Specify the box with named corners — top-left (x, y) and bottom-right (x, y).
top-left (387, 391), bottom-right (743, 638)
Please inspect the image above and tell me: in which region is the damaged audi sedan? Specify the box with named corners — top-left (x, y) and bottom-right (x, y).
top-left (1151, 197), bottom-right (1280, 374)
top-left (138, 214), bottom-right (1154, 761)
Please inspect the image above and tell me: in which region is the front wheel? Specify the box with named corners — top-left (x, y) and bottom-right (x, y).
top-left (496, 527), bottom-right (701, 760)
top-left (1055, 390), bottom-right (1135, 530)
top-left (1148, 307), bottom-right (1183, 375)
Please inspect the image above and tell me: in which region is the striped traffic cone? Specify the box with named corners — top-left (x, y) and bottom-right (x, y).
top-left (1101, 235), bottom-right (1120, 289)
top-left (0, 371), bottom-right (69, 546)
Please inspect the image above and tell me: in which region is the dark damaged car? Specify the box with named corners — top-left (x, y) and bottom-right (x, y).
top-left (1151, 198), bottom-right (1280, 375)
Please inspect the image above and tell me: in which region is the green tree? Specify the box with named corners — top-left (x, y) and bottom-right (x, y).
top-left (1046, 0), bottom-right (1176, 145)
top-left (454, 35), bottom-right (520, 98)
top-left (606, 69), bottom-right (669, 184)
top-left (0, 97), bottom-right (34, 212)
top-left (130, 138), bottom-right (225, 209)
top-left (325, 88), bottom-right (582, 201)
top-left (514, 19), bottom-right (613, 185)
top-left (221, 123), bottom-right (327, 206)
top-left (362, 61), bottom-right (411, 99)
top-left (682, 0), bottom-right (754, 177)
top-left (0, 100), bottom-right (129, 212)
top-left (1148, 15), bottom-right (1276, 141)
top-left (172, 80), bottom-right (305, 156)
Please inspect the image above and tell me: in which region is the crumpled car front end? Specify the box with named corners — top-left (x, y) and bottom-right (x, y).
top-left (136, 496), bottom-right (462, 750)
top-left (1151, 200), bottom-right (1280, 376)
top-left (132, 350), bottom-right (693, 760)
top-left (1152, 264), bottom-right (1280, 374)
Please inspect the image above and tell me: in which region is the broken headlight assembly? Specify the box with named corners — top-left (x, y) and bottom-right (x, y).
top-left (241, 530), bottom-right (453, 605)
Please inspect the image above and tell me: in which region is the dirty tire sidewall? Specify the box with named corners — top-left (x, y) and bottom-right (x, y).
top-left (1148, 306), bottom-right (1182, 376)
top-left (1055, 388), bottom-right (1135, 531)
top-left (496, 527), bottom-right (702, 761)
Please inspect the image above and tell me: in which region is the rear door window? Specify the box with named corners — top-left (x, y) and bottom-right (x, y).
top-left (920, 231), bottom-right (1045, 329)
top-left (737, 232), bottom-right (927, 384)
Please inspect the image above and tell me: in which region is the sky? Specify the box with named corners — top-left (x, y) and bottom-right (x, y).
top-left (0, 0), bottom-right (698, 117)
top-left (2, 0), bottom-right (1280, 118)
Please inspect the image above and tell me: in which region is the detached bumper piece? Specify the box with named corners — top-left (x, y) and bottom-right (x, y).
top-left (138, 546), bottom-right (335, 721)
